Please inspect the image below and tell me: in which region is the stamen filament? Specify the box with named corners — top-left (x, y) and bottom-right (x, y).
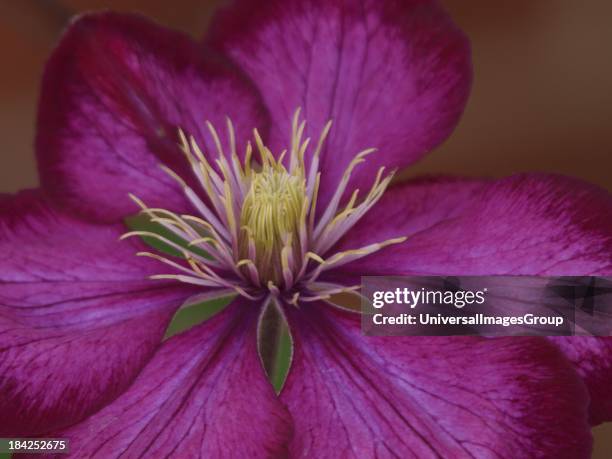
top-left (124, 109), bottom-right (406, 304)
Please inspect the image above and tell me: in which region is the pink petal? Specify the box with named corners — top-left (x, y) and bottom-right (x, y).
top-left (207, 0), bottom-right (471, 205)
top-left (333, 174), bottom-right (611, 276)
top-left (37, 12), bottom-right (268, 223)
top-left (55, 300), bottom-right (291, 458)
top-left (550, 337), bottom-right (612, 425)
top-left (333, 174), bottom-right (612, 425)
top-left (281, 303), bottom-right (592, 458)
top-left (0, 191), bottom-right (196, 436)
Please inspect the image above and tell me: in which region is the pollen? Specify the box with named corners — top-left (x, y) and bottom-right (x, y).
top-left (121, 109), bottom-right (406, 305)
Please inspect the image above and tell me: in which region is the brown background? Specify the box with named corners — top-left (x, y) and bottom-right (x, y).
top-left (0, 0), bottom-right (611, 455)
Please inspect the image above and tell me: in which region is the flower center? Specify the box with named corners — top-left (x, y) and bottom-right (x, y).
top-left (240, 167), bottom-right (305, 284)
top-left (122, 109), bottom-right (406, 305)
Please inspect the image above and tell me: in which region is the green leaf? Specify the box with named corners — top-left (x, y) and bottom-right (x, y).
top-left (125, 214), bottom-right (233, 338)
top-left (270, 324), bottom-right (292, 393)
top-left (327, 290), bottom-right (363, 312)
top-left (124, 213), bottom-right (210, 260)
top-left (164, 296), bottom-right (234, 339)
top-left (257, 300), bottom-right (293, 393)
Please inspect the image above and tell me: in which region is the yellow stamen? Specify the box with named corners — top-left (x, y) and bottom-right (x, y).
top-left (123, 108), bottom-right (407, 303)
top-left (240, 163), bottom-right (306, 283)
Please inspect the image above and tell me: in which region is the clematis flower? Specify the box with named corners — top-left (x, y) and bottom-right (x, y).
top-left (1, 0), bottom-right (611, 457)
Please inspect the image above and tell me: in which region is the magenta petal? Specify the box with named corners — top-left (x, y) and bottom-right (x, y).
top-left (37, 12), bottom-right (268, 222)
top-left (333, 174), bottom-right (612, 425)
top-left (55, 300), bottom-right (291, 458)
top-left (550, 337), bottom-right (612, 425)
top-left (0, 191), bottom-right (195, 436)
top-left (281, 303), bottom-right (592, 458)
top-left (334, 174), bottom-right (612, 276)
top-left (208, 0), bottom-right (471, 205)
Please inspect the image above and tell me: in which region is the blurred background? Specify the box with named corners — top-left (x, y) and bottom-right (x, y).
top-left (0, 0), bottom-right (611, 456)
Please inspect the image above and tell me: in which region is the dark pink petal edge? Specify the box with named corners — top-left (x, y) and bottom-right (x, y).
top-left (37, 12), bottom-right (268, 223)
top-left (208, 0), bottom-right (472, 207)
